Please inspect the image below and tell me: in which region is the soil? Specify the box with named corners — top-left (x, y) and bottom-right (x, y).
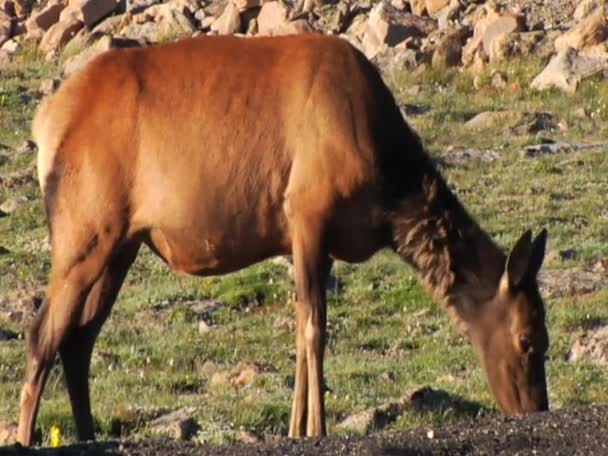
top-left (1, 405), bottom-right (607, 455)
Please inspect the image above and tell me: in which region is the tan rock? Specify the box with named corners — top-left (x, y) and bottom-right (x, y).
top-left (569, 325), bottom-right (608, 367)
top-left (409, 0), bottom-right (426, 16)
top-left (481, 13), bottom-right (524, 58)
top-left (39, 15), bottom-right (83, 54)
top-left (60, 0), bottom-right (119, 28)
top-left (425, 0), bottom-right (448, 16)
top-left (555, 7), bottom-right (608, 53)
top-left (0, 421), bottom-right (17, 446)
top-left (26, 2), bottom-right (66, 32)
top-left (531, 47), bottom-right (608, 94)
top-left (573, 0), bottom-right (606, 21)
top-left (362, 2), bottom-right (437, 59)
top-left (233, 0), bottom-right (261, 12)
top-left (63, 34), bottom-right (141, 75)
top-left (0, 9), bottom-right (11, 47)
top-left (211, 2), bottom-right (241, 35)
top-left (256, 1), bottom-right (287, 35)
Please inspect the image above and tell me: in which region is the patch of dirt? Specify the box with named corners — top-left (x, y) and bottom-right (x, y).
top-left (2, 405), bottom-right (607, 455)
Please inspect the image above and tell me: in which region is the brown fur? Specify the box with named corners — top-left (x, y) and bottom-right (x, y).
top-left (18, 34), bottom-right (549, 445)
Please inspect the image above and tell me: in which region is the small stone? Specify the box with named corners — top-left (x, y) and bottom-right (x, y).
top-left (198, 320), bottom-right (211, 334)
top-left (491, 70), bottom-right (507, 88)
top-left (0, 195), bottom-right (29, 214)
top-left (149, 407), bottom-right (199, 441)
top-left (427, 429), bottom-right (435, 439)
top-left (211, 2), bottom-right (241, 35)
top-left (40, 78), bottom-right (62, 95)
top-left (16, 139), bottom-right (37, 155)
top-left (568, 325), bottom-right (608, 367)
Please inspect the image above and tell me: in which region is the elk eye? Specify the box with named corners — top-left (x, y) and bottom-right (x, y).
top-left (519, 335), bottom-right (532, 353)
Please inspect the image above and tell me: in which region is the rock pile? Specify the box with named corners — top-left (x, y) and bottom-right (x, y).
top-left (0, 0), bottom-right (607, 91)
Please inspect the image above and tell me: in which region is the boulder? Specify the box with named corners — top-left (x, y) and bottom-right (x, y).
top-left (531, 47), bottom-right (608, 94)
top-left (256, 1), bottom-right (287, 35)
top-left (63, 34), bottom-right (141, 75)
top-left (409, 0), bottom-right (426, 16)
top-left (425, 0), bottom-right (448, 17)
top-left (362, 1), bottom-right (437, 59)
top-left (26, 2), bottom-right (66, 33)
top-left (0, 9), bottom-right (11, 47)
top-left (39, 14), bottom-right (83, 54)
top-left (462, 3), bottom-right (524, 65)
top-left (211, 2), bottom-right (241, 35)
top-left (233, 0), bottom-right (260, 12)
top-left (60, 0), bottom-right (120, 28)
top-left (573, 0), bottom-right (606, 21)
top-left (432, 27), bottom-right (468, 68)
top-left (555, 6), bottom-right (608, 53)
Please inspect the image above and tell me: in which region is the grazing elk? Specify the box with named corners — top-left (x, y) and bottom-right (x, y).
top-left (18, 34), bottom-right (549, 445)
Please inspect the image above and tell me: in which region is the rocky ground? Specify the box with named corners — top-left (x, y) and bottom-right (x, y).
top-left (2, 0), bottom-right (608, 93)
top-left (1, 405), bottom-right (607, 455)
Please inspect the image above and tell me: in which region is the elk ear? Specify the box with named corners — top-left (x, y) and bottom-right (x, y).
top-left (529, 228), bottom-right (548, 277)
top-left (506, 230), bottom-right (532, 289)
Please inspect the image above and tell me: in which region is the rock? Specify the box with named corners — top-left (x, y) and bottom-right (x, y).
top-left (198, 320), bottom-right (211, 334)
top-left (0, 421), bottom-right (17, 445)
top-left (531, 47), bottom-right (608, 94)
top-left (569, 325), bottom-right (608, 367)
top-left (63, 34), bottom-right (141, 75)
top-left (462, 3), bottom-right (524, 66)
top-left (464, 110), bottom-right (524, 130)
top-left (362, 2), bottom-right (437, 59)
top-left (39, 15), bottom-right (84, 54)
top-left (425, 0), bottom-right (448, 17)
top-left (256, 1), bottom-right (287, 35)
top-left (555, 7), bottom-right (608, 53)
top-left (431, 27), bottom-right (467, 68)
top-left (149, 407), bottom-right (199, 440)
top-left (573, 0), bottom-right (605, 21)
top-left (436, 0), bottom-right (461, 30)
top-left (239, 430), bottom-right (262, 443)
top-left (409, 0), bottom-right (426, 16)
top-left (0, 9), bottom-right (11, 48)
top-left (1, 37), bottom-right (17, 53)
top-left (512, 112), bottom-right (556, 136)
top-left (233, 0), bottom-right (260, 12)
top-left (522, 140), bottom-right (608, 159)
top-left (39, 77), bottom-right (62, 94)
top-left (210, 361), bottom-right (265, 390)
top-left (440, 145), bottom-right (499, 166)
top-left (0, 195), bottom-right (29, 214)
top-left (0, 327), bottom-right (18, 341)
top-left (26, 2), bottom-right (66, 33)
top-left (60, 0), bottom-right (120, 28)
top-left (120, 0), bottom-right (195, 42)
top-left (490, 70), bottom-right (507, 88)
top-left (211, 2), bottom-right (241, 35)
top-left (16, 139), bottom-right (37, 154)
top-left (338, 401), bottom-right (403, 434)
top-left (256, 1), bottom-right (312, 36)
top-left (539, 266), bottom-right (608, 299)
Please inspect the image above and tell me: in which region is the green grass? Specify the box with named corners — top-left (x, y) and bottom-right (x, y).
top-left (1, 49), bottom-right (607, 446)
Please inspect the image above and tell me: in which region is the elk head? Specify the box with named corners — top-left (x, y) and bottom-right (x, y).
top-left (472, 229), bottom-right (549, 415)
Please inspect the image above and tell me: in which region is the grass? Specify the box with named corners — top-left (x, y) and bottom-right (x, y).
top-left (0, 48), bottom-right (607, 447)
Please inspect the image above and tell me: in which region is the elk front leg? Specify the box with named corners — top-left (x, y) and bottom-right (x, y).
top-left (288, 221), bottom-right (332, 438)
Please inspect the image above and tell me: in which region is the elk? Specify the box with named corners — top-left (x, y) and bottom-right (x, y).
top-left (18, 34), bottom-right (549, 445)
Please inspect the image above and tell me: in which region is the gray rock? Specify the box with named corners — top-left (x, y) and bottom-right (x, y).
top-left (149, 407), bottom-right (199, 440)
top-left (522, 140), bottom-right (608, 158)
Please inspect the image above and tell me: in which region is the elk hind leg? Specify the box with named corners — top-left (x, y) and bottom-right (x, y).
top-left (17, 229), bottom-right (123, 446)
top-left (59, 242), bottom-right (140, 441)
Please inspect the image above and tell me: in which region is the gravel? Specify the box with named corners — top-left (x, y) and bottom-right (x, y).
top-left (1, 405), bottom-right (607, 455)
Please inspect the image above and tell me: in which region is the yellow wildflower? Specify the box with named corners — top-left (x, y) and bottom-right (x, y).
top-left (49, 425), bottom-right (62, 448)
